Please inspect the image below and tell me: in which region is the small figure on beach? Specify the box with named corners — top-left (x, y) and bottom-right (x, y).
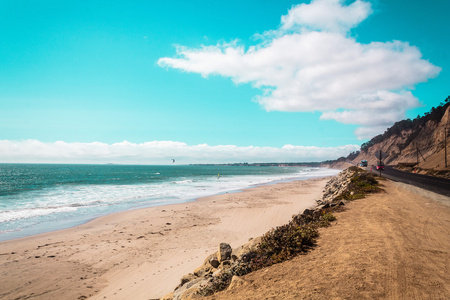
top-left (217, 173), bottom-right (220, 179)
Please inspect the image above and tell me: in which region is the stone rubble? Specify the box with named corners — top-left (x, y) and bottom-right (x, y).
top-left (319, 168), bottom-right (355, 205)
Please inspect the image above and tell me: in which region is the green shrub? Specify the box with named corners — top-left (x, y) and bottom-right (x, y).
top-left (337, 170), bottom-right (380, 201)
top-left (319, 211), bottom-right (336, 227)
top-left (197, 271), bottom-right (234, 296)
top-left (251, 223), bottom-right (318, 269)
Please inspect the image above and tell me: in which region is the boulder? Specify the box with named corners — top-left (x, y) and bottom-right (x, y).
top-left (221, 260), bottom-right (232, 268)
top-left (193, 265), bottom-right (211, 277)
top-left (233, 236), bottom-right (261, 261)
top-left (173, 277), bottom-right (203, 300)
top-left (193, 253), bottom-right (216, 277)
top-left (218, 243), bottom-right (232, 262)
top-left (176, 273), bottom-right (197, 289)
top-left (209, 257), bottom-right (220, 268)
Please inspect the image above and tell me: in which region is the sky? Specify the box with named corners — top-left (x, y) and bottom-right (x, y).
top-left (0, 0), bottom-right (448, 164)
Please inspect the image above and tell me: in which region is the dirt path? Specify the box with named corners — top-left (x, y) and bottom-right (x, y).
top-left (208, 180), bottom-right (450, 299)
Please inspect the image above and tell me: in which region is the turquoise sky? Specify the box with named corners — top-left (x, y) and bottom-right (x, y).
top-left (0, 0), bottom-right (448, 164)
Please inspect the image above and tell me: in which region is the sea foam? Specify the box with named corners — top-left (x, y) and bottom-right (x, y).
top-left (0, 164), bottom-right (339, 240)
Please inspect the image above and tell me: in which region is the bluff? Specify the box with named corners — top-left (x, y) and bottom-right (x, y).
top-left (334, 96), bottom-right (450, 173)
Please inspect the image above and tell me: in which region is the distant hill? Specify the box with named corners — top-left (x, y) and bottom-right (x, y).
top-left (333, 96), bottom-right (450, 175)
top-left (192, 162), bottom-right (327, 167)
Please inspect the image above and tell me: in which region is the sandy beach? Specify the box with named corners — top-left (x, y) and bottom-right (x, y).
top-left (0, 176), bottom-right (329, 300)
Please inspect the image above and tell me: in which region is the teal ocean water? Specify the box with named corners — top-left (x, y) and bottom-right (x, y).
top-left (0, 164), bottom-right (339, 241)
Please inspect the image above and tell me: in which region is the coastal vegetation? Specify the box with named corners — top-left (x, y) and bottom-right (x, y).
top-left (334, 166), bottom-right (381, 201)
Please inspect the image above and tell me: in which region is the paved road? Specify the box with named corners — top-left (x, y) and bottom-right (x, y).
top-left (369, 166), bottom-right (450, 197)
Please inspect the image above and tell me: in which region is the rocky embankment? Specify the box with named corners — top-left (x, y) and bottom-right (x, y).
top-left (162, 168), bottom-right (365, 299)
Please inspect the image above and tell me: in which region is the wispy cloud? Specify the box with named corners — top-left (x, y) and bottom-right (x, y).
top-left (0, 140), bottom-right (359, 164)
top-left (158, 0), bottom-right (441, 139)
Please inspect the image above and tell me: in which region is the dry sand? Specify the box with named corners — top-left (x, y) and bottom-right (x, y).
top-left (207, 179), bottom-right (450, 300)
top-left (0, 177), bottom-right (329, 300)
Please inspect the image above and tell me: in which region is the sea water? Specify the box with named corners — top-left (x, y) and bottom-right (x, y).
top-left (0, 164), bottom-right (339, 241)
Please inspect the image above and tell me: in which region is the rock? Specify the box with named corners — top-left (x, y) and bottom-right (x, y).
top-left (176, 273), bottom-right (197, 289)
top-left (193, 265), bottom-right (210, 277)
top-left (233, 236), bottom-right (261, 261)
top-left (302, 208), bottom-right (313, 215)
top-left (320, 169), bottom-right (355, 203)
top-left (173, 277), bottom-right (203, 300)
top-left (193, 253), bottom-right (216, 276)
top-left (212, 268), bottom-right (224, 277)
top-left (239, 252), bottom-right (254, 264)
top-left (221, 260), bottom-right (232, 268)
top-left (209, 257), bottom-right (220, 268)
top-left (218, 243), bottom-right (232, 262)
top-left (312, 209), bottom-right (322, 218)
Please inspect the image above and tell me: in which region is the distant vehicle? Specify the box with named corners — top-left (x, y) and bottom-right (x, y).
top-left (376, 163), bottom-right (384, 170)
top-left (360, 160), bottom-right (368, 167)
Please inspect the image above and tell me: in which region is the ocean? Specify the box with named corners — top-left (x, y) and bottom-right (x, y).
top-left (0, 164), bottom-right (339, 241)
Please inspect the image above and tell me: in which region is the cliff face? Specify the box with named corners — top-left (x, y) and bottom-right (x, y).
top-left (343, 99), bottom-right (450, 171)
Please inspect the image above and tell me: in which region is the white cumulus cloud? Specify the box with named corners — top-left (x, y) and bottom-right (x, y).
top-left (158, 0), bottom-right (441, 139)
top-left (0, 140), bottom-right (359, 164)
top-left (281, 0), bottom-right (372, 33)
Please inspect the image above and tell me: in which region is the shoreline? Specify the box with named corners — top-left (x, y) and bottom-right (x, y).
top-left (0, 167), bottom-right (340, 243)
top-left (0, 176), bottom-right (332, 299)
